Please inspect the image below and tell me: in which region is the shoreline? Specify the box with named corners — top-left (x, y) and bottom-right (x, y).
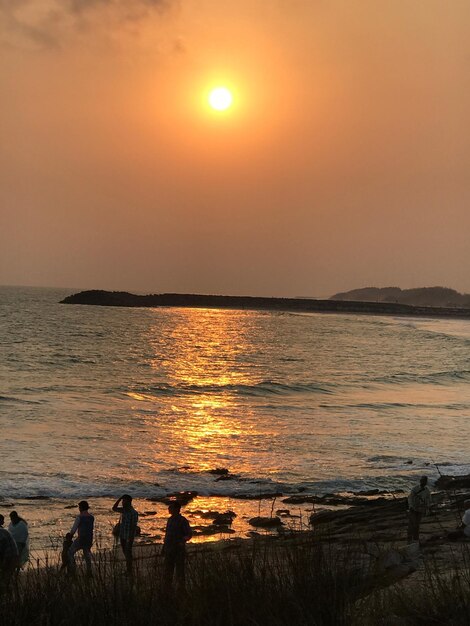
top-left (6, 490), bottom-right (470, 626)
top-left (4, 477), bottom-right (467, 556)
top-left (61, 290), bottom-right (470, 320)
top-left (6, 480), bottom-right (470, 626)
top-left (0, 490), bottom-right (402, 557)
top-left (0, 493), bottom-right (340, 551)
top-left (16, 485), bottom-right (470, 581)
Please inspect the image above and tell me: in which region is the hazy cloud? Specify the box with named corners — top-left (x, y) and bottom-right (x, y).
top-left (66, 0), bottom-right (172, 15)
top-left (0, 0), bottom-right (173, 48)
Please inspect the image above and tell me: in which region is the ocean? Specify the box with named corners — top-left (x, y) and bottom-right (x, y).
top-left (1, 285), bottom-right (469, 552)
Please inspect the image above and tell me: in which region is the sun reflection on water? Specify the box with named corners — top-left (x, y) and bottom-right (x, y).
top-left (153, 308), bottom-right (257, 388)
top-left (141, 308), bottom-right (263, 475)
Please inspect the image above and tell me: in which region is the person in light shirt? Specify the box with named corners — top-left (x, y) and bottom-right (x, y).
top-left (461, 500), bottom-right (470, 538)
top-left (407, 476), bottom-right (432, 543)
top-left (8, 511), bottom-right (29, 568)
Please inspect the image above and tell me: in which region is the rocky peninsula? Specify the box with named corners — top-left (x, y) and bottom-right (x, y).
top-left (61, 289), bottom-right (470, 320)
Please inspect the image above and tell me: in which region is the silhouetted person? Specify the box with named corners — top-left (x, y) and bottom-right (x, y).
top-left (163, 502), bottom-right (192, 591)
top-left (113, 494), bottom-right (138, 575)
top-left (8, 511), bottom-right (29, 568)
top-left (61, 533), bottom-right (73, 570)
top-left (0, 514), bottom-right (19, 588)
top-left (407, 476), bottom-right (431, 543)
top-left (68, 500), bottom-right (94, 575)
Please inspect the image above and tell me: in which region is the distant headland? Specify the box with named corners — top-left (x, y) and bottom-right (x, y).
top-left (61, 289), bottom-right (470, 319)
top-left (331, 286), bottom-right (470, 308)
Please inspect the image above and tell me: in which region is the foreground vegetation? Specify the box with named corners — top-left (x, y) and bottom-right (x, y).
top-left (2, 536), bottom-right (470, 625)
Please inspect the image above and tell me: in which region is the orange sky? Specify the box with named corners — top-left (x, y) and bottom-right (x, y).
top-left (1, 1), bottom-right (470, 297)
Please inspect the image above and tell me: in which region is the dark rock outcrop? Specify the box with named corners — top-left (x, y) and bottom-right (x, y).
top-left (283, 493), bottom-right (393, 506)
top-left (147, 491), bottom-right (198, 505)
top-left (207, 468), bottom-right (229, 476)
top-left (192, 524), bottom-right (235, 536)
top-left (188, 510), bottom-right (237, 526)
top-left (435, 474), bottom-right (470, 490)
top-left (249, 516), bottom-right (283, 528)
top-left (212, 512), bottom-right (237, 526)
top-left (309, 498), bottom-right (407, 529)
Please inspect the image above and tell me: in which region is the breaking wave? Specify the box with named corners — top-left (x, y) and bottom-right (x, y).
top-left (128, 380), bottom-right (334, 398)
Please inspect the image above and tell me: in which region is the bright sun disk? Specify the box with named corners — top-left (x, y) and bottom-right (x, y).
top-left (208, 87), bottom-right (233, 111)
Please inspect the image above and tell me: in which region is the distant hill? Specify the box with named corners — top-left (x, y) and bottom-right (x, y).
top-left (330, 286), bottom-right (470, 308)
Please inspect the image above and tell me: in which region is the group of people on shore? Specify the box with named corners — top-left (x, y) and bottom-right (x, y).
top-left (63, 495), bottom-right (191, 584)
top-left (1, 495), bottom-right (191, 587)
top-left (2, 479), bottom-right (469, 586)
top-left (62, 494), bottom-right (144, 577)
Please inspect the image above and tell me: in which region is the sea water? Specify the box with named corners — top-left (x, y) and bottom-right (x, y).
top-left (1, 286), bottom-right (470, 550)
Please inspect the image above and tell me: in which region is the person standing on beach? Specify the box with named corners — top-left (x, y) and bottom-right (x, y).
top-left (162, 501), bottom-right (192, 591)
top-left (8, 511), bottom-right (29, 567)
top-left (407, 476), bottom-right (431, 543)
top-left (0, 515), bottom-right (19, 587)
top-left (68, 500), bottom-right (94, 576)
top-left (112, 494), bottom-right (138, 576)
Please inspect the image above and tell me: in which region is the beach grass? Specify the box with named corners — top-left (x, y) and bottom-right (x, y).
top-left (361, 543), bottom-right (470, 626)
top-left (1, 535), bottom-right (359, 626)
top-left (2, 535), bottom-right (470, 625)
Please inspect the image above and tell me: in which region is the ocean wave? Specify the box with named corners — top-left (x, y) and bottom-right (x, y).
top-left (0, 395), bottom-right (41, 405)
top-left (3, 463), bottom-right (470, 500)
top-left (321, 401), bottom-right (470, 410)
top-left (0, 472), bottom-right (290, 500)
top-left (373, 369), bottom-right (470, 386)
top-left (365, 456), bottom-right (470, 474)
top-left (40, 355), bottom-right (98, 365)
top-left (128, 380), bottom-right (333, 399)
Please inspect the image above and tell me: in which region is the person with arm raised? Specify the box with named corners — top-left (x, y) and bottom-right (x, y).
top-left (113, 494), bottom-right (138, 576)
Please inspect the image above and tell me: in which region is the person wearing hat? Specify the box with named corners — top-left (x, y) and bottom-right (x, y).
top-left (68, 500), bottom-right (94, 575)
top-left (407, 476), bottom-right (431, 543)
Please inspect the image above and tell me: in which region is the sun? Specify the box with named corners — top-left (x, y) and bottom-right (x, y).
top-left (208, 87), bottom-right (233, 111)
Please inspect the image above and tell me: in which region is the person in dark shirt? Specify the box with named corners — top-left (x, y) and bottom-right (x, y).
top-left (163, 501), bottom-right (192, 590)
top-left (112, 494), bottom-right (139, 576)
top-left (68, 500), bottom-right (94, 576)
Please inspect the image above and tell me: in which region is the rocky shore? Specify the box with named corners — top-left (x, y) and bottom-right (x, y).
top-left (137, 477), bottom-right (470, 578)
top-left (4, 473), bottom-right (470, 555)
